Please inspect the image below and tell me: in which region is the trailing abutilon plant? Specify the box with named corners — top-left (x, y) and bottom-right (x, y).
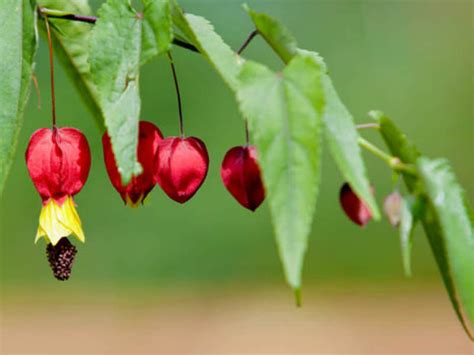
top-left (0, 0), bottom-right (473, 339)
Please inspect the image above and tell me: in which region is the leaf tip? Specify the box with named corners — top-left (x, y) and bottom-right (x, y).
top-left (242, 3), bottom-right (253, 15)
top-left (368, 110), bottom-right (385, 122)
top-left (294, 287), bottom-right (302, 307)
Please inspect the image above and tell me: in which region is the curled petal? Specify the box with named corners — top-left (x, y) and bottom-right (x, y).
top-left (35, 195), bottom-right (85, 246)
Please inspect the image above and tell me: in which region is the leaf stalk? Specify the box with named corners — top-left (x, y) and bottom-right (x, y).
top-left (237, 29), bottom-right (258, 55)
top-left (357, 137), bottom-right (417, 175)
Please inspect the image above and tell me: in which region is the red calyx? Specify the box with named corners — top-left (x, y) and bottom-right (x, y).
top-left (103, 121), bottom-right (163, 206)
top-left (339, 182), bottom-right (373, 227)
top-left (25, 127), bottom-right (91, 205)
top-left (221, 145), bottom-right (265, 211)
top-left (155, 136), bottom-right (209, 203)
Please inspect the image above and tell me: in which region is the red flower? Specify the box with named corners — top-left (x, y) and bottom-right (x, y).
top-left (25, 127), bottom-right (91, 245)
top-left (221, 145), bottom-right (265, 211)
top-left (103, 121), bottom-right (163, 207)
top-left (155, 136), bottom-right (209, 203)
top-left (339, 182), bottom-right (373, 227)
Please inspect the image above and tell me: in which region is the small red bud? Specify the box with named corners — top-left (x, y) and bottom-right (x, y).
top-left (103, 121), bottom-right (163, 206)
top-left (221, 145), bottom-right (265, 211)
top-left (25, 127), bottom-right (91, 204)
top-left (339, 182), bottom-right (373, 227)
top-left (155, 136), bottom-right (209, 203)
top-left (384, 191), bottom-right (402, 227)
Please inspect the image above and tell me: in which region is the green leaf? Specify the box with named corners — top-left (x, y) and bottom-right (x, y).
top-left (399, 195), bottom-right (421, 277)
top-left (370, 110), bottom-right (420, 189)
top-left (244, 5), bottom-right (327, 72)
top-left (37, 0), bottom-right (104, 129)
top-left (0, 0), bottom-right (38, 197)
top-left (244, 4), bottom-right (297, 63)
top-left (171, 3), bottom-right (240, 91)
top-left (237, 55), bottom-right (324, 297)
top-left (141, 0), bottom-right (172, 65)
top-left (244, 4), bottom-right (379, 219)
top-left (321, 76), bottom-right (380, 219)
top-left (417, 158), bottom-right (474, 337)
top-left (89, 0), bottom-right (142, 184)
top-left (376, 111), bottom-right (474, 339)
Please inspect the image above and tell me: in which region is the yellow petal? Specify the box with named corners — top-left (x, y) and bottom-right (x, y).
top-left (125, 194), bottom-right (144, 208)
top-left (35, 196), bottom-right (85, 246)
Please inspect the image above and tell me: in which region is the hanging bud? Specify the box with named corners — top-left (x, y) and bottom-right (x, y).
top-left (103, 121), bottom-right (163, 207)
top-left (25, 127), bottom-right (91, 280)
top-left (384, 191), bottom-right (402, 227)
top-left (155, 137), bottom-right (209, 203)
top-left (339, 182), bottom-right (373, 227)
top-left (221, 145), bottom-right (265, 211)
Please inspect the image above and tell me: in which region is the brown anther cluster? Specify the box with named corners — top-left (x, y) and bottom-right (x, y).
top-left (46, 238), bottom-right (77, 281)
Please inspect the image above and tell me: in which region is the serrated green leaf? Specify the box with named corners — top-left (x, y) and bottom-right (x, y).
top-left (37, 0), bottom-right (103, 130)
top-left (370, 110), bottom-right (420, 189)
top-left (399, 195), bottom-right (419, 277)
top-left (89, 0), bottom-right (142, 184)
top-left (244, 4), bottom-right (379, 219)
top-left (417, 158), bottom-right (474, 337)
top-left (141, 0), bottom-right (172, 65)
top-left (237, 55), bottom-right (324, 294)
top-left (376, 111), bottom-right (474, 339)
top-left (0, 0), bottom-right (38, 197)
top-left (321, 76), bottom-right (380, 219)
top-left (171, 3), bottom-right (240, 91)
top-left (244, 4), bottom-right (297, 64)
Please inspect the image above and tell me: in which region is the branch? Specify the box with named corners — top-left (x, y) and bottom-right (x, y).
top-left (38, 7), bottom-right (199, 53)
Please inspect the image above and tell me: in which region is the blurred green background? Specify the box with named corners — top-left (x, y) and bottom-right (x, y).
top-left (0, 0), bottom-right (472, 352)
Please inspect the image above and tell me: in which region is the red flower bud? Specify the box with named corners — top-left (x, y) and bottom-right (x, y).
top-left (102, 121), bottom-right (163, 207)
top-left (221, 145), bottom-right (265, 211)
top-left (339, 182), bottom-right (373, 227)
top-left (155, 136), bottom-right (209, 203)
top-left (25, 127), bottom-right (91, 246)
top-left (26, 127), bottom-right (91, 204)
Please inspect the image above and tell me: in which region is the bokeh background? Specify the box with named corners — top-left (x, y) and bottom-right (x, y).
top-left (1, 0), bottom-right (473, 353)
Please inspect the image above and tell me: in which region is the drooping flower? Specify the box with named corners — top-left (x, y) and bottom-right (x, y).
top-left (103, 121), bottom-right (163, 207)
top-left (339, 182), bottom-right (373, 227)
top-left (221, 145), bottom-right (265, 211)
top-left (155, 136), bottom-right (209, 203)
top-left (25, 127), bottom-right (91, 280)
